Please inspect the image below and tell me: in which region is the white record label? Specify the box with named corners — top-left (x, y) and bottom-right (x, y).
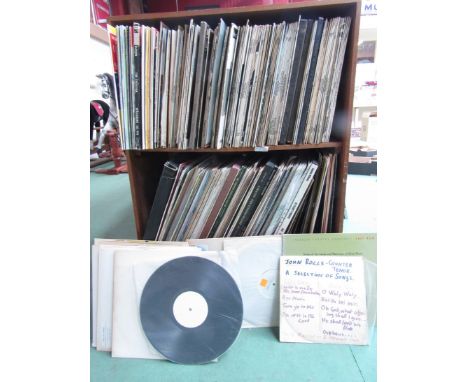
top-left (172, 291), bottom-right (209, 328)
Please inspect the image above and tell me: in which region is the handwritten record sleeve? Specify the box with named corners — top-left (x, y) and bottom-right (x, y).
top-left (280, 255), bottom-right (368, 345)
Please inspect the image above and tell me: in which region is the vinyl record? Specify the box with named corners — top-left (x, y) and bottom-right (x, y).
top-left (139, 256), bottom-right (243, 364)
top-left (225, 237), bottom-right (281, 327)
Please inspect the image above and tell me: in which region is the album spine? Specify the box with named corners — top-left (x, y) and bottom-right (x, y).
top-left (212, 22), bottom-right (228, 147)
top-left (213, 24), bottom-right (231, 148)
top-left (276, 161), bottom-right (318, 235)
top-left (285, 19), bottom-right (313, 144)
top-left (143, 161), bottom-right (179, 240)
top-left (197, 29), bottom-right (212, 148)
top-left (208, 164), bottom-right (247, 237)
top-left (200, 163), bottom-right (241, 238)
top-left (296, 18), bottom-right (325, 144)
top-left (189, 22), bottom-right (207, 149)
top-left (127, 26), bottom-right (134, 149)
top-left (107, 25), bottom-right (123, 141)
top-left (320, 159), bottom-right (332, 233)
top-left (327, 154), bottom-right (338, 232)
top-left (231, 160), bottom-right (278, 237)
top-left (310, 154), bottom-right (329, 233)
top-left (279, 19), bottom-right (308, 145)
top-left (133, 23), bottom-right (142, 149)
top-left (201, 25), bottom-right (219, 148)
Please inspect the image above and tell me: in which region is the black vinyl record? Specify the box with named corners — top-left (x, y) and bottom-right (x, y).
top-left (139, 256), bottom-right (243, 364)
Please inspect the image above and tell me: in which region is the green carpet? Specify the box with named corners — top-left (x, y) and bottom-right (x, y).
top-left (91, 327), bottom-right (376, 382)
top-left (90, 166), bottom-right (136, 244)
top-left (90, 169), bottom-right (376, 382)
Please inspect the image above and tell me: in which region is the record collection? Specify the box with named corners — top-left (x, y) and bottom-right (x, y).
top-left (143, 152), bottom-right (338, 241)
top-left (92, 0), bottom-right (372, 369)
top-left (91, 237), bottom-right (280, 362)
top-left (109, 16), bottom-right (351, 150)
top-left (92, 238), bottom-right (277, 362)
top-left (91, 235), bottom-right (376, 363)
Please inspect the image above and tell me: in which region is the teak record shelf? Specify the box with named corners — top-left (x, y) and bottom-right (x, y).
top-left (134, 142), bottom-right (342, 153)
top-left (109, 0), bottom-right (361, 239)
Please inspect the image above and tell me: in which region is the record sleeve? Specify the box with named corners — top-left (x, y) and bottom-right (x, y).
top-left (95, 243), bottom-right (198, 352)
top-left (111, 247), bottom-right (210, 359)
top-left (223, 235), bottom-right (282, 328)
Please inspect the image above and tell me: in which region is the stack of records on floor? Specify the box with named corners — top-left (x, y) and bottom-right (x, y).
top-left (91, 236), bottom-right (284, 360)
top-left (143, 152), bottom-right (338, 241)
top-left (109, 16), bottom-right (351, 149)
top-left (92, 234), bottom-right (377, 360)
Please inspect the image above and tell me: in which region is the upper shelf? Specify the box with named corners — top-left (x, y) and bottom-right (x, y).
top-left (125, 142), bottom-right (342, 153)
top-left (108, 0), bottom-right (359, 26)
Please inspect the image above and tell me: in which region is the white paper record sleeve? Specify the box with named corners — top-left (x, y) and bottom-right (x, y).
top-left (93, 235), bottom-right (284, 360)
top-left (223, 235), bottom-right (282, 328)
top-left (94, 242), bottom-right (197, 352)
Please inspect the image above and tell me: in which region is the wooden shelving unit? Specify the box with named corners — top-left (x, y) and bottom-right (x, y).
top-left (109, 0), bottom-right (361, 239)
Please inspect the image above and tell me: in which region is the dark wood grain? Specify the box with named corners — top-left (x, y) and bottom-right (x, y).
top-left (126, 142), bottom-right (342, 153)
top-left (109, 0), bottom-right (359, 26)
top-left (126, 151), bottom-right (170, 238)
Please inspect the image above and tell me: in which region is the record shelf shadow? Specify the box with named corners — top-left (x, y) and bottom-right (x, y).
top-left (108, 0), bottom-right (361, 239)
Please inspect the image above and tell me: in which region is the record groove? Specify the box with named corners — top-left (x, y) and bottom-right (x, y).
top-left (140, 256), bottom-right (243, 364)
